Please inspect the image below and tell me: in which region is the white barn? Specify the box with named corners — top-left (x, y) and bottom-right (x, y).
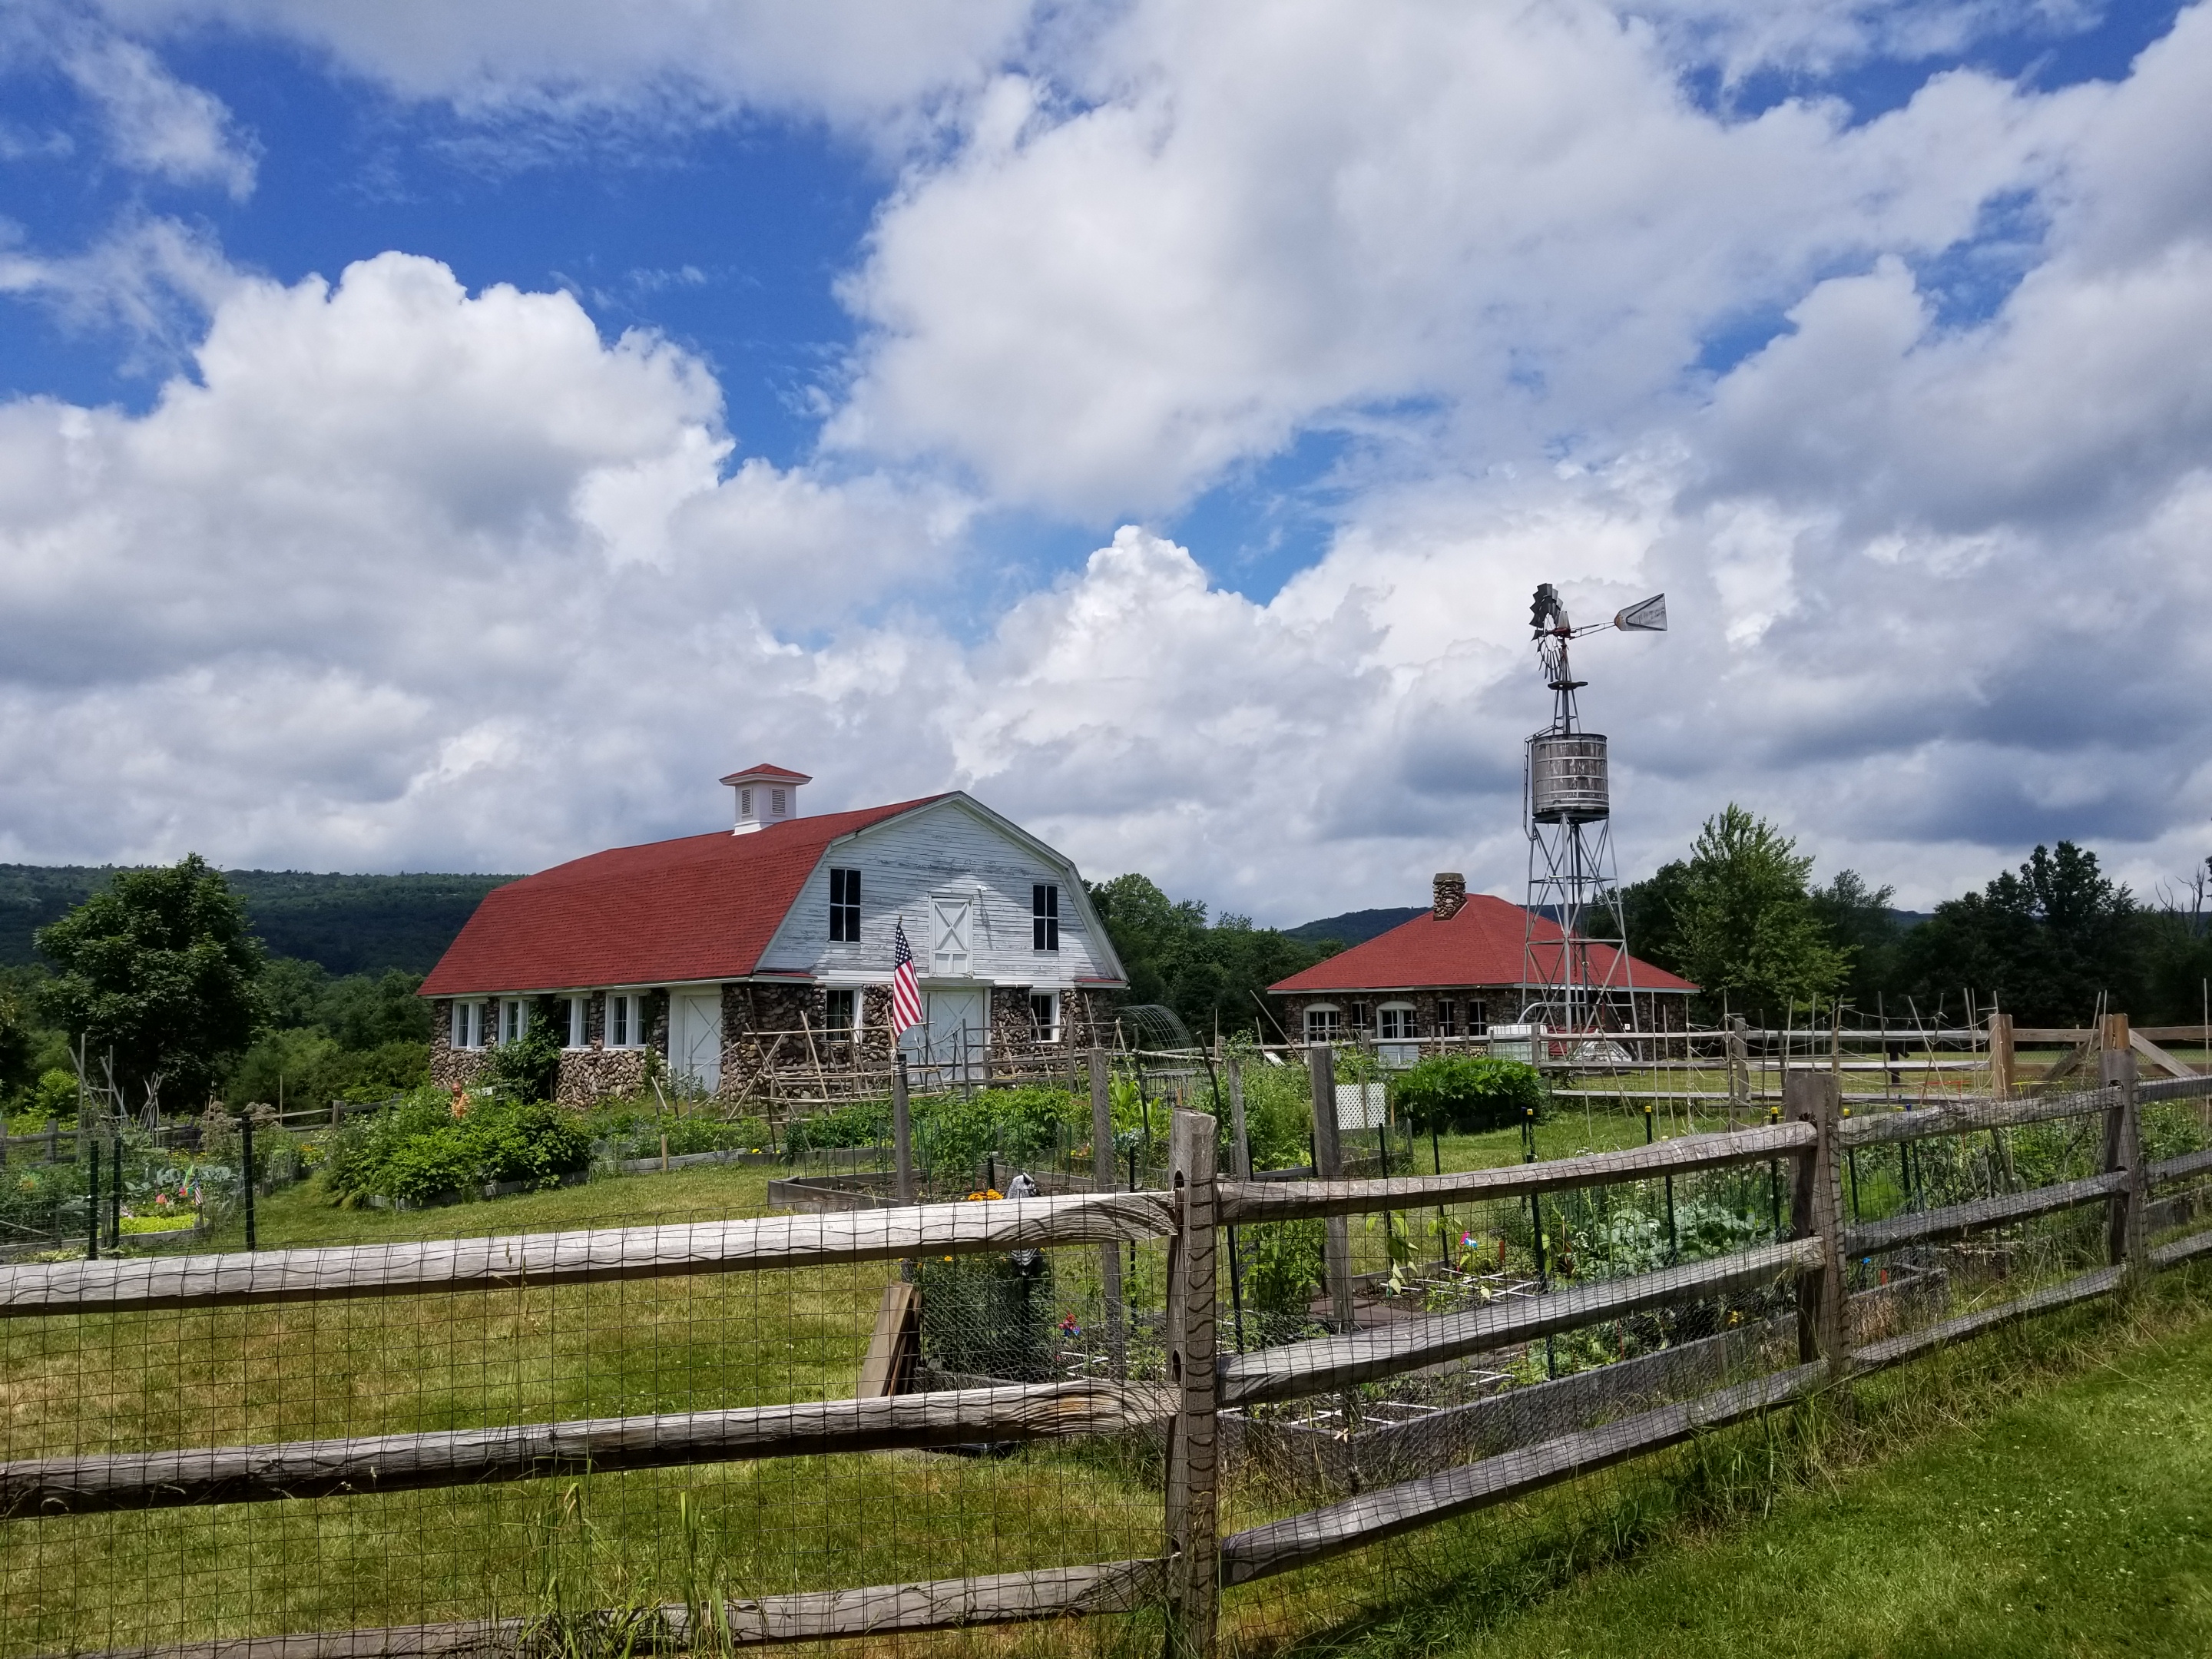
top-left (421, 766), bottom-right (1128, 1106)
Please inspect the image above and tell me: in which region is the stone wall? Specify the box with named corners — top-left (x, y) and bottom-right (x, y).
top-left (1273, 987), bottom-right (1687, 1050)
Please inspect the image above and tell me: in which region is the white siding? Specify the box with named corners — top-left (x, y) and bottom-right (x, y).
top-left (753, 797), bottom-right (1122, 987)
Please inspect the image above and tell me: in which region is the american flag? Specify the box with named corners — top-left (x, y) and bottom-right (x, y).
top-left (890, 918), bottom-right (924, 1036)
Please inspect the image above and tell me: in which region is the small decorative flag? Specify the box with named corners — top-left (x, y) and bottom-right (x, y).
top-left (890, 918), bottom-right (924, 1037)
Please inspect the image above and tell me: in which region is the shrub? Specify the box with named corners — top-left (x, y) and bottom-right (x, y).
top-left (480, 1015), bottom-right (563, 1104)
top-left (1392, 1055), bottom-right (1548, 1134)
top-left (324, 1087), bottom-right (591, 1204)
top-left (1247, 1219), bottom-right (1325, 1316)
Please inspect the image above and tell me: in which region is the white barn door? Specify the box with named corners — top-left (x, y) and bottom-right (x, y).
top-left (671, 989), bottom-right (722, 1094)
top-left (929, 892), bottom-right (973, 975)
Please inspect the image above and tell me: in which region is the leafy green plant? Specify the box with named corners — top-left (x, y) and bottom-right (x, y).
top-left (482, 1012), bottom-right (564, 1104)
top-left (1392, 1053), bottom-right (1548, 1133)
top-left (323, 1087), bottom-right (591, 1204)
top-left (1247, 1218), bottom-right (1326, 1315)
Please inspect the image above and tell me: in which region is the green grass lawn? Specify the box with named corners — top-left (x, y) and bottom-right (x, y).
top-left (1300, 1277), bottom-right (2212, 1659)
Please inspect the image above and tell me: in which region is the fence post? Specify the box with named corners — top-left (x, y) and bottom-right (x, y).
top-left (1306, 1044), bottom-right (1356, 1333)
top-left (2100, 1017), bottom-right (2145, 1283)
top-left (1165, 1109), bottom-right (1219, 1659)
top-left (1786, 1069), bottom-right (1846, 1372)
top-left (1988, 1012), bottom-right (2015, 1098)
top-left (891, 1054), bottom-right (916, 1205)
top-left (1090, 1047), bottom-right (1126, 1378)
top-left (1727, 1016), bottom-right (1750, 1126)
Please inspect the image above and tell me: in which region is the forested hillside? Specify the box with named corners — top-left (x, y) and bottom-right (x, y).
top-left (0, 866), bottom-right (515, 976)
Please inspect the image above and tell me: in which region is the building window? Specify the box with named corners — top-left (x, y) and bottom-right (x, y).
top-left (565, 995), bottom-right (588, 1050)
top-left (1030, 990), bottom-right (1061, 1042)
top-left (451, 1001), bottom-right (482, 1050)
top-left (1469, 1000), bottom-right (1490, 1037)
top-left (771, 788), bottom-right (786, 814)
top-left (829, 867), bottom-right (861, 942)
top-left (501, 999), bottom-right (526, 1046)
top-left (1378, 1003), bottom-right (1415, 1041)
top-left (1032, 883), bottom-right (1060, 951)
top-left (825, 988), bottom-right (859, 1038)
top-left (740, 787), bottom-right (753, 816)
top-left (1436, 1000), bottom-right (1457, 1038)
top-left (1304, 1005), bottom-right (1342, 1041)
top-left (1349, 1001), bottom-right (1369, 1034)
top-left (607, 993), bottom-right (644, 1049)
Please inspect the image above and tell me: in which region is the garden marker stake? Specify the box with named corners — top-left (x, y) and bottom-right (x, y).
top-left (240, 1114), bottom-right (256, 1253)
top-left (84, 1147), bottom-right (97, 1261)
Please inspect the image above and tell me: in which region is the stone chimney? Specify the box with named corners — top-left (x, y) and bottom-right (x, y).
top-left (1432, 872), bottom-right (1467, 922)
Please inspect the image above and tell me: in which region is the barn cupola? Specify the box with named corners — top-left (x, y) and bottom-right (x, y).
top-left (720, 763), bottom-right (812, 834)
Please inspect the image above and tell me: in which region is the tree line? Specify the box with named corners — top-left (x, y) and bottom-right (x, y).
top-left (0, 856), bottom-right (432, 1124)
top-left (1619, 805), bottom-right (2212, 1028)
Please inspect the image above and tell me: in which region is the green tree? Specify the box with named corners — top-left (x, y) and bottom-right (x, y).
top-left (1900, 842), bottom-right (2144, 1025)
top-left (34, 854), bottom-right (265, 1111)
top-left (1088, 873), bottom-right (1333, 1040)
top-left (1673, 806), bottom-right (1849, 1021)
top-left (1614, 859), bottom-right (1691, 972)
top-left (0, 977), bottom-right (34, 1101)
top-left (1809, 868), bottom-right (1901, 1008)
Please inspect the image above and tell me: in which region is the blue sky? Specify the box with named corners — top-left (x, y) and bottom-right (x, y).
top-left (2, 0), bottom-right (2210, 919)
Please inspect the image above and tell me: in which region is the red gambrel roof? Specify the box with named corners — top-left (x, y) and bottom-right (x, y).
top-left (1269, 892), bottom-right (1696, 995)
top-left (420, 796), bottom-right (945, 997)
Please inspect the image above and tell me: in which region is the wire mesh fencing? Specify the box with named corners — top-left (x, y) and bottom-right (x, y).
top-left (0, 1022), bottom-right (2207, 1659)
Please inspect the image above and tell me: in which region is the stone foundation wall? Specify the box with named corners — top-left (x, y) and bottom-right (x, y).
top-left (1273, 988), bottom-right (1687, 1051)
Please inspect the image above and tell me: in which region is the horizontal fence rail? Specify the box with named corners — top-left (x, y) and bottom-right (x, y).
top-left (1842, 1172), bottom-right (2128, 1256)
top-left (1837, 1086), bottom-right (2119, 1146)
top-left (1215, 1121), bottom-right (1813, 1224)
top-left (1219, 1237), bottom-right (1823, 1408)
top-left (0, 1381), bottom-right (1178, 1518)
top-left (0, 1191), bottom-right (1178, 1317)
top-left (65, 1561), bottom-right (1177, 1659)
top-left (12, 1035), bottom-right (2212, 1659)
top-left (1220, 1360), bottom-right (1830, 1585)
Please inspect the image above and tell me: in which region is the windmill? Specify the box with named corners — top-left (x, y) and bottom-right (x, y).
top-left (1519, 584), bottom-right (1667, 1036)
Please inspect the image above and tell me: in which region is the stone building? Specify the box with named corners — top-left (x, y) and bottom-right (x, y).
top-left (1268, 873), bottom-right (1694, 1060)
top-left (420, 766), bottom-right (1128, 1110)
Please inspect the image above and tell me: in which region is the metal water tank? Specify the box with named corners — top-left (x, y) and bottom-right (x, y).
top-left (1530, 733), bottom-right (1609, 823)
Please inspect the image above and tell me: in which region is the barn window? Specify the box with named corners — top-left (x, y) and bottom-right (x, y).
top-left (1378, 1003), bottom-right (1415, 1041)
top-left (829, 868), bottom-right (862, 942)
top-left (607, 994), bottom-right (643, 1048)
top-left (825, 988), bottom-right (859, 1037)
top-left (451, 1001), bottom-right (482, 1050)
top-left (1030, 990), bottom-right (1061, 1042)
top-left (1436, 999), bottom-right (1458, 1038)
top-left (1303, 1005), bottom-right (1342, 1041)
top-left (565, 995), bottom-right (588, 1049)
top-left (1032, 883), bottom-right (1060, 951)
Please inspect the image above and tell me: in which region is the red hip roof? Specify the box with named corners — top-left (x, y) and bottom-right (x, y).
top-left (1268, 892), bottom-right (1697, 995)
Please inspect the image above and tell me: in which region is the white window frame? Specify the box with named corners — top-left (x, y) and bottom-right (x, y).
top-left (1436, 998), bottom-right (1458, 1038)
top-left (1032, 883), bottom-right (1060, 952)
top-left (501, 998), bottom-right (526, 1046)
top-left (564, 995), bottom-right (588, 1050)
top-left (451, 1000), bottom-right (482, 1050)
top-left (823, 987), bottom-right (860, 1038)
top-left (1303, 1003), bottom-right (1342, 1041)
top-left (1029, 989), bottom-right (1061, 1043)
top-left (606, 992), bottom-right (644, 1049)
top-left (1377, 1002), bottom-right (1416, 1041)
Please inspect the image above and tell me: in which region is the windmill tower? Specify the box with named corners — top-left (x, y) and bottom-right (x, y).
top-left (1519, 584), bottom-right (1667, 1035)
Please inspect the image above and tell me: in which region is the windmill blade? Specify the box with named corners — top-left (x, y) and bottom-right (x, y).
top-left (1613, 593), bottom-right (1667, 631)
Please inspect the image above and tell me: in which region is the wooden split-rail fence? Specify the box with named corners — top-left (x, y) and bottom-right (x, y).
top-left (1, 1024), bottom-right (2208, 1657)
